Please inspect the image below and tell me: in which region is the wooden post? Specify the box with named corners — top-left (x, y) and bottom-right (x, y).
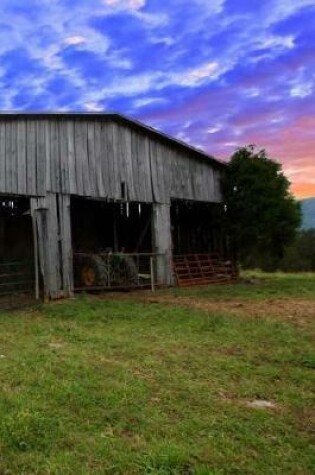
top-left (152, 203), bottom-right (173, 286)
top-left (31, 193), bottom-right (73, 300)
top-left (57, 194), bottom-right (74, 297)
top-left (113, 205), bottom-right (119, 252)
top-left (150, 256), bottom-right (155, 292)
top-left (31, 208), bottom-right (40, 300)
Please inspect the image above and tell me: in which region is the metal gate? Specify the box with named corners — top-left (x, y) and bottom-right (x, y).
top-left (0, 259), bottom-right (35, 309)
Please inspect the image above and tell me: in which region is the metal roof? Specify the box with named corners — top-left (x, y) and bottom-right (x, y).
top-left (0, 111), bottom-right (226, 168)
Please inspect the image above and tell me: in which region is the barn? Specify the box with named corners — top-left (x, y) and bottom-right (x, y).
top-left (0, 113), bottom-right (232, 301)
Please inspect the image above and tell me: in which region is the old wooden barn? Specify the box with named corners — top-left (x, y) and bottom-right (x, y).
top-left (0, 112), bottom-right (231, 301)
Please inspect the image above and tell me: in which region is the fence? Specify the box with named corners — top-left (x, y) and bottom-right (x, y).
top-left (73, 252), bottom-right (169, 291)
top-left (0, 260), bottom-right (35, 309)
top-left (173, 253), bottom-right (238, 286)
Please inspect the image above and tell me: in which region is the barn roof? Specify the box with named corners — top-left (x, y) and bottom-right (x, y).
top-left (0, 112), bottom-right (226, 168)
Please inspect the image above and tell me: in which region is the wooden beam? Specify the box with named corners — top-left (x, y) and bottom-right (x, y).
top-left (152, 203), bottom-right (173, 286)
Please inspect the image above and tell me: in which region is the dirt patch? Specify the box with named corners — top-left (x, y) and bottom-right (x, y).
top-left (156, 296), bottom-right (315, 326)
top-left (245, 399), bottom-right (277, 409)
top-left (102, 291), bottom-right (315, 326)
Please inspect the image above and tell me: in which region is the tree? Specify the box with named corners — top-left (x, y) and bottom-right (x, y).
top-left (222, 146), bottom-right (301, 270)
top-left (281, 230), bottom-right (315, 272)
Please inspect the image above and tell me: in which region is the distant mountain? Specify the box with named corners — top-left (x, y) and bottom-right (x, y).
top-left (301, 198), bottom-right (315, 230)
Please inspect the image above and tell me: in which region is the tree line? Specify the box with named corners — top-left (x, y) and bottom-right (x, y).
top-left (223, 146), bottom-right (315, 272)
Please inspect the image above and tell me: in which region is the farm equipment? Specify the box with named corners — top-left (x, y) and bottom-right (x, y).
top-left (73, 252), bottom-right (139, 289)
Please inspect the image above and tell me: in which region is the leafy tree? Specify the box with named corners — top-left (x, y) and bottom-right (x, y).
top-left (281, 230), bottom-right (315, 272)
top-left (222, 146), bottom-right (301, 270)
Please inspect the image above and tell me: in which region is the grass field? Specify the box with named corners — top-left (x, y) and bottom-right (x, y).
top-left (0, 273), bottom-right (314, 474)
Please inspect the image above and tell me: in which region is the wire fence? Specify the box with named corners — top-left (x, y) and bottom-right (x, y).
top-left (73, 252), bottom-right (169, 291)
top-left (0, 260), bottom-right (35, 309)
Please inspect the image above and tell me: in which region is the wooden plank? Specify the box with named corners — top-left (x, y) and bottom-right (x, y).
top-left (26, 120), bottom-right (37, 196)
top-left (112, 122), bottom-right (123, 198)
top-left (213, 168), bottom-right (222, 202)
top-left (167, 148), bottom-right (176, 200)
top-left (94, 121), bottom-right (104, 197)
top-left (107, 120), bottom-right (117, 198)
top-left (47, 193), bottom-right (61, 298)
top-left (74, 120), bottom-right (91, 196)
top-left (44, 120), bottom-right (51, 193)
top-left (31, 198), bottom-right (44, 292)
top-left (81, 121), bottom-right (91, 196)
top-left (36, 120), bottom-right (47, 196)
top-left (161, 144), bottom-right (171, 201)
top-left (175, 152), bottom-right (183, 199)
top-left (152, 203), bottom-right (173, 285)
top-left (5, 121), bottom-right (13, 193)
top-left (114, 125), bottom-right (130, 199)
top-left (188, 153), bottom-right (196, 201)
top-left (193, 160), bottom-right (202, 201)
top-left (74, 120), bottom-right (84, 195)
top-left (50, 120), bottom-right (60, 192)
top-left (17, 120), bottom-right (27, 195)
top-left (107, 120), bottom-right (118, 199)
top-left (100, 121), bottom-right (110, 197)
top-left (204, 162), bottom-right (213, 202)
top-left (67, 120), bottom-right (76, 195)
top-left (63, 194), bottom-right (74, 295)
top-left (151, 140), bottom-right (165, 203)
top-left (142, 135), bottom-right (153, 202)
top-left (33, 193), bottom-right (62, 299)
top-left (0, 122), bottom-right (6, 193)
top-left (31, 196), bottom-right (49, 298)
top-left (180, 153), bottom-right (189, 199)
top-left (185, 154), bottom-right (193, 200)
top-left (133, 132), bottom-right (146, 202)
top-left (123, 126), bottom-right (135, 201)
top-left (87, 121), bottom-right (97, 197)
top-left (174, 150), bottom-right (183, 199)
top-left (58, 194), bottom-right (73, 296)
top-left (148, 140), bottom-right (157, 202)
top-left (11, 120), bottom-right (18, 193)
top-left (131, 130), bottom-right (140, 202)
top-left (30, 201), bottom-right (40, 299)
top-left (59, 119), bottom-right (70, 194)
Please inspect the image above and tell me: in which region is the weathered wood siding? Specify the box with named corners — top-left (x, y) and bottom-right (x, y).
top-left (0, 117), bottom-right (222, 204)
top-left (31, 193), bottom-right (73, 299)
top-left (1, 114), bottom-right (224, 299)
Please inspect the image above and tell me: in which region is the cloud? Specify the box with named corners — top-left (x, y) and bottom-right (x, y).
top-left (102, 0), bottom-right (146, 11)
top-left (174, 62), bottom-right (221, 87)
top-left (133, 96), bottom-right (167, 107)
top-left (64, 36), bottom-right (86, 46)
top-left (290, 82), bottom-right (313, 98)
top-left (84, 101), bottom-right (105, 111)
top-left (0, 0), bottom-right (313, 195)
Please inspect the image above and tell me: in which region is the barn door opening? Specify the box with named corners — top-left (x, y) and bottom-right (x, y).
top-left (170, 199), bottom-right (227, 255)
top-left (70, 197), bottom-right (155, 290)
top-left (170, 199), bottom-right (236, 286)
top-left (0, 196), bottom-right (36, 307)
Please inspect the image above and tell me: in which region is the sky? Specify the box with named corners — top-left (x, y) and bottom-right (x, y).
top-left (0, 0), bottom-right (314, 198)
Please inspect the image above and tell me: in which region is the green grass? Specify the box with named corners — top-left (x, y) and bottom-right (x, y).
top-left (169, 271), bottom-right (315, 300)
top-left (0, 274), bottom-right (314, 474)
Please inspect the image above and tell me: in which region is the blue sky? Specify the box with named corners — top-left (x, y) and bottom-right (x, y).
top-left (0, 0), bottom-right (314, 196)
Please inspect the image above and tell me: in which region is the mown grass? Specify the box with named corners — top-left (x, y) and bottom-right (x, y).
top-left (170, 271), bottom-right (315, 300)
top-left (0, 274), bottom-right (314, 474)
